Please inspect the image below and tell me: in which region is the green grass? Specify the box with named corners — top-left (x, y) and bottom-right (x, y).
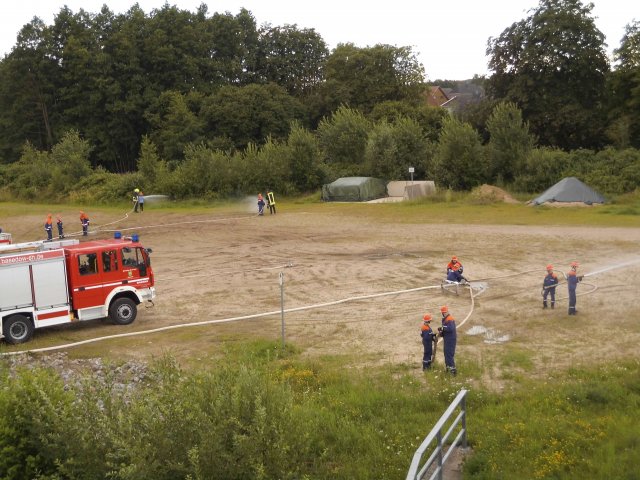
top-left (3, 192), bottom-right (640, 227)
top-left (2, 342), bottom-right (639, 479)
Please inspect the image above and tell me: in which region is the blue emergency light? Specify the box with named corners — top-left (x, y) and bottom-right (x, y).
top-left (114, 231), bottom-right (122, 239)
top-left (131, 234), bottom-right (139, 242)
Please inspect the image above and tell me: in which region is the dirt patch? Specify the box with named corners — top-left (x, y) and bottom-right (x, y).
top-left (1, 205), bottom-right (639, 389)
top-left (471, 184), bottom-right (519, 204)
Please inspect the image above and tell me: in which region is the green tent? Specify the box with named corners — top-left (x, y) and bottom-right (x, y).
top-left (322, 177), bottom-right (387, 202)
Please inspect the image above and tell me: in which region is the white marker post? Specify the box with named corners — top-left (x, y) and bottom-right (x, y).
top-left (279, 271), bottom-right (285, 349)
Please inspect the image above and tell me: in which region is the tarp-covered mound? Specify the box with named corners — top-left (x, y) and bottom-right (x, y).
top-left (322, 177), bottom-right (387, 202)
top-left (531, 177), bottom-right (606, 205)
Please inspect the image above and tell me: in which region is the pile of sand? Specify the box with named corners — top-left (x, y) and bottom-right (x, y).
top-left (470, 185), bottom-right (520, 204)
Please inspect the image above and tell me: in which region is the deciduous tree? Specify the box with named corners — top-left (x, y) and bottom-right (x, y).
top-left (486, 0), bottom-right (609, 150)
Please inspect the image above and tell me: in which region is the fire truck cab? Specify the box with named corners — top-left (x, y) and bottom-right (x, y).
top-left (0, 234), bottom-right (155, 344)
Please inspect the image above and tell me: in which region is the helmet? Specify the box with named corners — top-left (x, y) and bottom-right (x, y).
top-left (546, 264), bottom-right (553, 270)
top-left (134, 188), bottom-right (140, 193)
top-left (423, 314), bottom-right (432, 322)
top-left (440, 305), bottom-right (449, 313)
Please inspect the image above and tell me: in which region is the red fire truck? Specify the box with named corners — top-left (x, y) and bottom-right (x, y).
top-left (0, 234), bottom-right (155, 344)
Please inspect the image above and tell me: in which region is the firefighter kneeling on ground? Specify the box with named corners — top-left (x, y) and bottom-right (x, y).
top-left (446, 256), bottom-right (467, 283)
top-left (438, 305), bottom-right (457, 375)
top-left (420, 314), bottom-right (437, 371)
top-left (542, 264), bottom-right (558, 309)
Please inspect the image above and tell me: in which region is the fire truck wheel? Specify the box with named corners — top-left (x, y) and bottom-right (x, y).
top-left (3, 315), bottom-right (34, 344)
top-left (109, 298), bottom-right (138, 325)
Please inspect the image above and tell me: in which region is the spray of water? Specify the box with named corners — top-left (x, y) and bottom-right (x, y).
top-left (584, 258), bottom-right (640, 277)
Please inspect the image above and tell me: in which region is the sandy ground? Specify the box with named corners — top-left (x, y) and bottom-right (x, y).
top-left (2, 203), bottom-right (640, 387)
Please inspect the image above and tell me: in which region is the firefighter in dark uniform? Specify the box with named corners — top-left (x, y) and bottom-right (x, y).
top-left (542, 264), bottom-right (558, 309)
top-left (44, 214), bottom-right (53, 241)
top-left (438, 305), bottom-right (457, 375)
top-left (80, 211), bottom-right (90, 236)
top-left (420, 313), bottom-right (437, 371)
top-left (567, 261), bottom-right (583, 315)
top-left (446, 256), bottom-right (466, 283)
top-left (56, 215), bottom-right (64, 239)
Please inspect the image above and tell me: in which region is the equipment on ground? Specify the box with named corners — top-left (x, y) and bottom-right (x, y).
top-left (0, 235), bottom-right (155, 344)
top-left (440, 278), bottom-right (470, 295)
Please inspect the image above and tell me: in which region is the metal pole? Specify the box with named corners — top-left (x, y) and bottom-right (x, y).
top-left (461, 394), bottom-right (468, 448)
top-left (279, 271), bottom-right (285, 348)
top-left (436, 431), bottom-right (443, 480)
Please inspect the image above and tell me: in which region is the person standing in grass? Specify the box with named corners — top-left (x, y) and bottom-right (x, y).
top-left (137, 191), bottom-right (145, 212)
top-left (438, 305), bottom-right (457, 375)
top-left (420, 313), bottom-right (437, 371)
top-left (258, 193), bottom-right (265, 215)
top-left (567, 261), bottom-right (583, 315)
top-left (542, 264), bottom-right (558, 309)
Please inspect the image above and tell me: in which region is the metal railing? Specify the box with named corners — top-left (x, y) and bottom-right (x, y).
top-left (406, 389), bottom-right (468, 480)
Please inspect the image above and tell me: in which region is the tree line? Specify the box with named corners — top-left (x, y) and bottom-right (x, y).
top-left (0, 0), bottom-right (639, 200)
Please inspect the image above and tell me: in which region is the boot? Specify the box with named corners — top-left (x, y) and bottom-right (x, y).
top-left (543, 300), bottom-right (547, 309)
top-left (422, 361), bottom-right (431, 371)
top-left (551, 302), bottom-right (555, 309)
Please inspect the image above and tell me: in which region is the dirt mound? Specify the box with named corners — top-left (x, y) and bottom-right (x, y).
top-left (470, 185), bottom-right (519, 204)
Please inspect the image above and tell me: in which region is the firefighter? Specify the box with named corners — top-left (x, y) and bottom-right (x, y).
top-left (420, 313), bottom-right (437, 370)
top-left (437, 305), bottom-right (457, 375)
top-left (257, 193), bottom-right (265, 215)
top-left (266, 188), bottom-right (276, 214)
top-left (446, 256), bottom-right (466, 283)
top-left (542, 264), bottom-right (558, 309)
top-left (133, 188), bottom-right (140, 213)
top-left (80, 211), bottom-right (90, 236)
top-left (138, 191), bottom-right (145, 212)
top-left (44, 214), bottom-right (53, 241)
top-left (56, 215), bottom-right (64, 239)
top-left (567, 261), bottom-right (583, 315)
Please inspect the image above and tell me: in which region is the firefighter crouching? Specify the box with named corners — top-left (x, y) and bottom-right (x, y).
top-left (446, 255), bottom-right (467, 283)
top-left (438, 305), bottom-right (457, 375)
top-left (542, 264), bottom-right (558, 309)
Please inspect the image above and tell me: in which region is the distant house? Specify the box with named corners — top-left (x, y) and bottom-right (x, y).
top-left (424, 82), bottom-right (485, 114)
top-left (425, 86), bottom-right (449, 107)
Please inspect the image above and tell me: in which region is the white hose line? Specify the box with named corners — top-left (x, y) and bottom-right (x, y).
top-left (36, 209), bottom-right (258, 243)
top-left (0, 284), bottom-right (452, 356)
